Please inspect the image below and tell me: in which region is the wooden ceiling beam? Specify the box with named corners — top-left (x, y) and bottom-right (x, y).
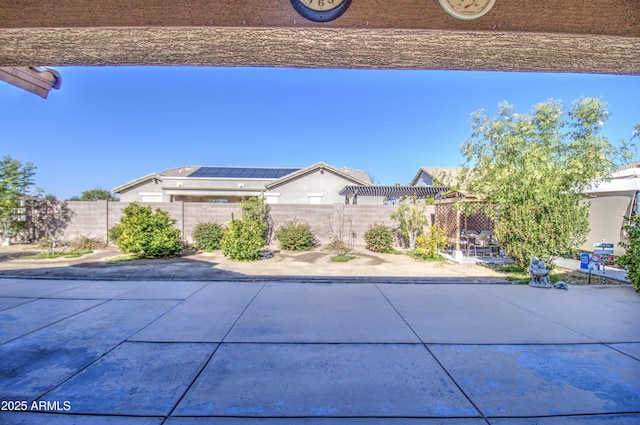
top-left (1, 1), bottom-right (639, 74)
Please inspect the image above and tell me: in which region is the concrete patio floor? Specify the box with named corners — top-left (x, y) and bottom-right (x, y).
top-left (0, 278), bottom-right (639, 424)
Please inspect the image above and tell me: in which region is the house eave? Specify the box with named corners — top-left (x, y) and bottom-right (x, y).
top-left (112, 173), bottom-right (162, 194)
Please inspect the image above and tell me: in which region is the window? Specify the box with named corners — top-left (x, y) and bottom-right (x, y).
top-left (307, 193), bottom-right (324, 204)
top-left (140, 192), bottom-right (163, 202)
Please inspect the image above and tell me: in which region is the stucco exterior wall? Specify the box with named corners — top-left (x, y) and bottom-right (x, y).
top-left (580, 192), bottom-right (634, 256)
top-left (267, 169), bottom-right (383, 205)
top-left (116, 168), bottom-right (379, 204)
top-left (118, 180), bottom-right (166, 203)
top-left (162, 176), bottom-right (270, 191)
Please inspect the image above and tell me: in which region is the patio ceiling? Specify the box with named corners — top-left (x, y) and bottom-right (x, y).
top-left (0, 1), bottom-right (639, 74)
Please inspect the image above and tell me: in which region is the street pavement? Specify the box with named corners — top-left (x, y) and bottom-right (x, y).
top-left (0, 278), bottom-right (639, 424)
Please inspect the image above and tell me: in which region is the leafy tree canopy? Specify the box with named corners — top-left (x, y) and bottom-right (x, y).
top-left (391, 196), bottom-right (431, 250)
top-left (79, 188), bottom-right (118, 201)
top-left (459, 98), bottom-right (633, 267)
top-left (0, 155), bottom-right (37, 245)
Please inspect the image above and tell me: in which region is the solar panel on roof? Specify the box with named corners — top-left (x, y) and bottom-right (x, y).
top-left (188, 167), bottom-right (300, 179)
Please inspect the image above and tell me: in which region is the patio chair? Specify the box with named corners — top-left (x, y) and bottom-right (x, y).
top-left (470, 232), bottom-right (491, 256)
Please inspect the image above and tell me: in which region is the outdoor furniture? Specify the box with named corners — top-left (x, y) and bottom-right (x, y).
top-left (488, 234), bottom-right (502, 256)
top-left (460, 231), bottom-right (477, 255)
top-left (470, 232), bottom-right (491, 256)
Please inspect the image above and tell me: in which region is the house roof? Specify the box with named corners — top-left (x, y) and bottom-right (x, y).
top-left (265, 162), bottom-right (371, 189)
top-left (138, 165), bottom-right (301, 179)
top-left (188, 167), bottom-right (300, 179)
top-left (112, 173), bottom-right (162, 194)
top-left (587, 163), bottom-right (640, 194)
top-left (113, 163), bottom-right (370, 194)
top-left (339, 185), bottom-right (449, 198)
top-left (410, 167), bottom-right (463, 187)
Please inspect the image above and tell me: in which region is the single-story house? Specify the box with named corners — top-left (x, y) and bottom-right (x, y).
top-left (112, 162), bottom-right (383, 205)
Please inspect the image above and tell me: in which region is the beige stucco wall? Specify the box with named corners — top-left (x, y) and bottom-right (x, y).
top-left (117, 179), bottom-right (167, 203)
top-left (581, 192), bottom-right (635, 256)
top-left (162, 176), bottom-right (269, 191)
top-left (116, 170), bottom-right (381, 204)
top-left (118, 177), bottom-right (272, 203)
top-left (266, 169), bottom-right (383, 205)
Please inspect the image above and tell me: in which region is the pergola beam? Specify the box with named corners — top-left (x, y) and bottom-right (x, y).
top-left (1, 27), bottom-right (639, 75)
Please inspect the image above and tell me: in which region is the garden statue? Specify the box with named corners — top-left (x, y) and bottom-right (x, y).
top-left (529, 257), bottom-right (552, 288)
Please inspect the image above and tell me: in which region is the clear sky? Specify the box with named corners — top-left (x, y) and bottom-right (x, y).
top-left (1, 66), bottom-right (638, 200)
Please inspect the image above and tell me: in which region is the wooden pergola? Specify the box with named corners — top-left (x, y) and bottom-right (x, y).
top-left (0, 1), bottom-right (638, 74)
top-left (340, 185), bottom-right (449, 204)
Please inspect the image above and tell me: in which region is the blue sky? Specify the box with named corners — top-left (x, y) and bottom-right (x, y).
top-left (1, 67), bottom-right (638, 200)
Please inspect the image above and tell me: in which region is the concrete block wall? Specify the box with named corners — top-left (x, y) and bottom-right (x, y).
top-left (61, 202), bottom-right (438, 248)
top-left (183, 203), bottom-right (241, 238)
top-left (64, 201), bottom-right (109, 240)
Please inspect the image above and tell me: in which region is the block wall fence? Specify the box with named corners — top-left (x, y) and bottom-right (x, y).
top-left (63, 201), bottom-right (437, 248)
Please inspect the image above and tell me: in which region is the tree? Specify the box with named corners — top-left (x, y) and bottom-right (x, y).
top-left (79, 188), bottom-right (117, 201)
top-left (0, 155), bottom-right (37, 245)
top-left (28, 198), bottom-right (74, 253)
top-left (460, 98), bottom-right (631, 268)
top-left (391, 196), bottom-right (431, 250)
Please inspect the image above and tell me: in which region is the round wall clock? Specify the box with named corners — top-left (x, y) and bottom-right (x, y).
top-left (438, 0), bottom-right (496, 20)
top-left (290, 0), bottom-right (352, 22)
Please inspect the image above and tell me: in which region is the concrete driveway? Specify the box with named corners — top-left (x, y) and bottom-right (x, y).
top-left (0, 279), bottom-right (639, 424)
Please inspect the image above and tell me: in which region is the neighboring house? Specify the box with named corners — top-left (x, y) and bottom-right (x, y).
top-left (112, 162), bottom-right (380, 205)
top-left (360, 166), bottom-right (457, 206)
top-left (410, 167), bottom-right (463, 188)
top-left (582, 162), bottom-right (640, 256)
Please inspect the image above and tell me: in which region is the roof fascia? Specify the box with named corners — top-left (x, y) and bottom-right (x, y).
top-left (266, 162), bottom-right (370, 189)
top-left (112, 173), bottom-right (161, 193)
top-left (409, 168), bottom-right (430, 186)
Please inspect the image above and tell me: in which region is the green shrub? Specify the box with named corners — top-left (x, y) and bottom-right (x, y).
top-left (241, 197), bottom-right (268, 223)
top-left (108, 224), bottom-right (123, 245)
top-left (364, 224), bottom-right (394, 253)
top-left (275, 220), bottom-right (317, 251)
top-left (414, 224), bottom-right (448, 259)
top-left (192, 221), bottom-right (225, 251)
top-left (113, 202), bottom-right (183, 258)
top-left (221, 218), bottom-right (266, 261)
top-left (324, 238), bottom-right (350, 256)
top-left (618, 213), bottom-right (640, 292)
